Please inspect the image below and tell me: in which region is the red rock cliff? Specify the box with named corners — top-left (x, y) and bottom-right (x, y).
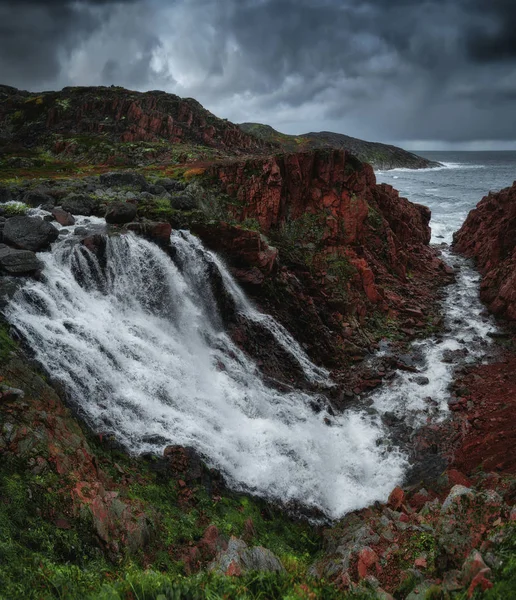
top-left (0, 86), bottom-right (271, 155)
top-left (454, 182), bottom-right (516, 321)
top-left (200, 150), bottom-right (452, 367)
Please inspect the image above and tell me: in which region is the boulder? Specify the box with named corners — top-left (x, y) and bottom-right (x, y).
top-left (0, 244), bottom-right (41, 274)
top-left (126, 221), bottom-right (172, 245)
top-left (146, 184), bottom-right (168, 196)
top-left (22, 191), bottom-right (55, 208)
top-left (99, 171), bottom-right (148, 190)
top-left (3, 217), bottom-right (59, 251)
top-left (0, 384), bottom-right (24, 402)
top-left (209, 537), bottom-right (284, 576)
top-left (52, 207), bottom-right (75, 226)
top-left (461, 550), bottom-right (490, 588)
top-left (170, 193), bottom-right (199, 211)
top-left (0, 277), bottom-right (24, 310)
top-left (105, 202), bottom-right (137, 224)
top-left (62, 194), bottom-right (97, 216)
top-left (441, 485), bottom-right (474, 512)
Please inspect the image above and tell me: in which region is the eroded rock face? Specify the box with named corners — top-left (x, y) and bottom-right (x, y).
top-left (454, 182), bottom-right (516, 321)
top-left (207, 150), bottom-right (452, 367)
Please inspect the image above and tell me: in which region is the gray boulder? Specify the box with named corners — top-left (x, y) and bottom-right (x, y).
top-left (170, 193), bottom-right (199, 211)
top-left (209, 537), bottom-right (284, 575)
top-left (3, 217), bottom-right (59, 252)
top-left (62, 194), bottom-right (98, 216)
top-left (99, 171), bottom-right (148, 190)
top-left (0, 244), bottom-right (41, 274)
top-left (22, 191), bottom-right (55, 208)
top-left (105, 202), bottom-right (137, 224)
top-left (146, 184), bottom-right (168, 196)
top-left (441, 485), bottom-right (474, 512)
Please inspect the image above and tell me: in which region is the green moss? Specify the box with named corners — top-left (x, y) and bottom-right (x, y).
top-left (365, 311), bottom-right (403, 342)
top-left (240, 218), bottom-right (261, 232)
top-left (0, 323), bottom-right (17, 364)
top-left (367, 207), bottom-right (384, 231)
top-left (271, 212), bottom-right (326, 270)
top-left (89, 569), bottom-right (381, 600)
top-left (3, 202), bottom-right (27, 217)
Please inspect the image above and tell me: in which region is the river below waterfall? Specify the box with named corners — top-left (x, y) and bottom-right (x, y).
top-left (3, 152), bottom-right (516, 521)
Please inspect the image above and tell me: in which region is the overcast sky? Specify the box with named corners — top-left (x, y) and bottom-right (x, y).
top-left (1, 0), bottom-right (515, 149)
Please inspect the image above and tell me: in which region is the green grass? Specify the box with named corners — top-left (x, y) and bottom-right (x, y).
top-left (474, 525), bottom-right (516, 599)
top-left (0, 457), bottom-right (112, 600)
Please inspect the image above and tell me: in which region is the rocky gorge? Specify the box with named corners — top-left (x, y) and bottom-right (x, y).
top-left (0, 87), bottom-right (515, 600)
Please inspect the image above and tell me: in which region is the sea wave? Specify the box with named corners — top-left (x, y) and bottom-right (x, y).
top-left (377, 162), bottom-right (486, 175)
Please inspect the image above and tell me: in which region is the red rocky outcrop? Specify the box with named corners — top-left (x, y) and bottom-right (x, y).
top-left (205, 150), bottom-right (451, 367)
top-left (454, 182), bottom-right (516, 321)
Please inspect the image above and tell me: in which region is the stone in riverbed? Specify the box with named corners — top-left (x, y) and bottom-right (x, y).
top-left (52, 207), bottom-right (75, 226)
top-left (3, 217), bottom-right (59, 251)
top-left (126, 221), bottom-right (172, 245)
top-left (61, 194), bottom-right (97, 216)
top-left (105, 202), bottom-right (137, 224)
top-left (0, 244), bottom-right (41, 275)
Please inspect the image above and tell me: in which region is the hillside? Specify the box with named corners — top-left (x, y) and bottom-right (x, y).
top-left (239, 122), bottom-right (440, 170)
top-left (0, 84), bottom-right (272, 168)
top-left (0, 84), bottom-right (437, 172)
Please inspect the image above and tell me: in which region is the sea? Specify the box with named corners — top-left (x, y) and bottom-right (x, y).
top-left (376, 151), bottom-right (516, 243)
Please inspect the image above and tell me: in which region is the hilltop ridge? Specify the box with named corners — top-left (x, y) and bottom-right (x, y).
top-left (0, 84), bottom-right (438, 171)
top-left (240, 122), bottom-right (440, 170)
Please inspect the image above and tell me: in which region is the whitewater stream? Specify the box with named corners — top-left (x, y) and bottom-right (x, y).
top-left (5, 222), bottom-right (406, 520)
top-left (5, 154), bottom-right (513, 520)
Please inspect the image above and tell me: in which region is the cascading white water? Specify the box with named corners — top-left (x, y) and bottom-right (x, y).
top-left (5, 231), bottom-right (406, 519)
top-left (171, 231), bottom-right (331, 385)
top-left (370, 248), bottom-right (496, 423)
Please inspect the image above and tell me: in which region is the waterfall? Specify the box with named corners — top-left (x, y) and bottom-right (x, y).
top-left (5, 231), bottom-right (406, 519)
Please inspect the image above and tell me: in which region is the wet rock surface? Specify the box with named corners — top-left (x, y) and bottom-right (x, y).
top-left (3, 216), bottom-right (59, 251)
top-left (0, 244), bottom-right (41, 275)
top-left (104, 201), bottom-right (137, 224)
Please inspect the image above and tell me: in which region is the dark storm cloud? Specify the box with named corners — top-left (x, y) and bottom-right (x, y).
top-left (466, 0), bottom-right (516, 62)
top-left (0, 0), bottom-right (514, 144)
